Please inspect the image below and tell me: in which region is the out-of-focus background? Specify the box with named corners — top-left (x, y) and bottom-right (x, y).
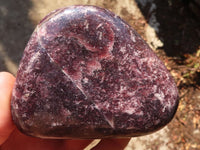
top-left (0, 0), bottom-right (199, 149)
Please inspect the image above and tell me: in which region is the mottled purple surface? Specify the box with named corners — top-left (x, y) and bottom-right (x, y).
top-left (11, 5), bottom-right (179, 139)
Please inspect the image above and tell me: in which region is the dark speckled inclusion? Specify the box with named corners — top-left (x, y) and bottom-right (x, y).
top-left (11, 5), bottom-right (179, 139)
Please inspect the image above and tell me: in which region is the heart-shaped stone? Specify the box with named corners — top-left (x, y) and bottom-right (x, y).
top-left (11, 5), bottom-right (179, 139)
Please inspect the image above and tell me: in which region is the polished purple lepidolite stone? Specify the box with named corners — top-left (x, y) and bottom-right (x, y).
top-left (11, 5), bottom-right (179, 139)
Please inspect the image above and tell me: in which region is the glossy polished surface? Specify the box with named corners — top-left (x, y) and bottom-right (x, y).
top-left (11, 6), bottom-right (179, 139)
